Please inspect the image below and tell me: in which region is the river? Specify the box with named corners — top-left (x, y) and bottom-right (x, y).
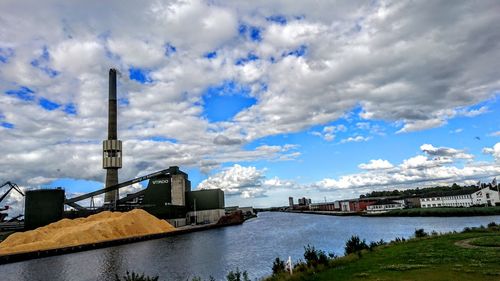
top-left (1, 212), bottom-right (499, 281)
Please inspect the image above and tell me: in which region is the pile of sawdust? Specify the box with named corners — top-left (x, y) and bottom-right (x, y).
top-left (0, 209), bottom-right (175, 255)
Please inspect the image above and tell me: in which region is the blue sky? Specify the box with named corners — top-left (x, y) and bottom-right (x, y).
top-left (1, 0), bottom-right (500, 212)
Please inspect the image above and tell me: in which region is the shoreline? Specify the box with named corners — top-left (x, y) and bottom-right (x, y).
top-left (270, 206), bottom-right (500, 217)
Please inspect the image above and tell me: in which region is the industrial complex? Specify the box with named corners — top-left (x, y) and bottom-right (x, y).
top-left (10, 69), bottom-right (226, 230)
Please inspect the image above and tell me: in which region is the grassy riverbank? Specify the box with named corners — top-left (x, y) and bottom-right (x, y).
top-left (367, 206), bottom-right (500, 217)
top-left (265, 225), bottom-right (500, 281)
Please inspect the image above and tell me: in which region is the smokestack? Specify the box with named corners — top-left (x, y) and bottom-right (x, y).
top-left (103, 69), bottom-right (122, 204)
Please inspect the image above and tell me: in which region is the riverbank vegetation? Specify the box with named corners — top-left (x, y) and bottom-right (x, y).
top-left (265, 222), bottom-right (500, 281)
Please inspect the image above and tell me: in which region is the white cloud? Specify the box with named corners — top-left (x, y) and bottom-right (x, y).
top-left (358, 159), bottom-right (394, 170)
top-left (483, 143), bottom-right (500, 161)
top-left (340, 136), bottom-right (371, 143)
top-left (108, 39), bottom-right (165, 68)
top-left (197, 164), bottom-right (265, 198)
top-left (420, 144), bottom-right (474, 160)
top-left (317, 144), bottom-right (500, 191)
top-left (488, 131), bottom-right (500, 137)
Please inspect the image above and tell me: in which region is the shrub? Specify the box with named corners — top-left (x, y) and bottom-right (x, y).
top-left (293, 261), bottom-right (308, 273)
top-left (368, 239), bottom-right (386, 251)
top-left (344, 235), bottom-right (369, 255)
top-left (392, 237), bottom-right (406, 243)
top-left (115, 271), bottom-right (159, 281)
top-left (272, 257), bottom-right (286, 275)
top-left (328, 252), bottom-right (338, 259)
top-left (487, 222), bottom-right (497, 228)
top-left (414, 228), bottom-right (428, 238)
top-left (303, 244), bottom-right (329, 267)
top-left (226, 268), bottom-right (250, 281)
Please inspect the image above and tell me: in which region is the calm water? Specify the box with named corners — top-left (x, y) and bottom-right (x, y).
top-left (1, 212), bottom-right (499, 281)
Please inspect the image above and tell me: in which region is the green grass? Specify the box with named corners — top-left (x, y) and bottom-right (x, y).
top-left (469, 235), bottom-right (500, 247)
top-left (265, 227), bottom-right (500, 281)
top-left (370, 206), bottom-right (500, 217)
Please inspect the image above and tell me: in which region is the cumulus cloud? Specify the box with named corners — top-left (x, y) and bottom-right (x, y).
top-left (420, 144), bottom-right (474, 159)
top-left (358, 159), bottom-right (394, 170)
top-left (197, 164), bottom-right (266, 198)
top-left (483, 143), bottom-right (500, 161)
top-left (317, 144), bottom-right (500, 191)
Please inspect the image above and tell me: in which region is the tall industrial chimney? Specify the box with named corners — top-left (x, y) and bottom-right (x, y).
top-left (103, 69), bottom-right (122, 204)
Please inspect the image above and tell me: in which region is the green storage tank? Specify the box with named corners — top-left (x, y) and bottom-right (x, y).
top-left (25, 189), bottom-right (65, 230)
top-left (186, 189), bottom-right (224, 211)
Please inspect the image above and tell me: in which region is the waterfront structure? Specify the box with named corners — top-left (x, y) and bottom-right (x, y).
top-left (309, 197), bottom-right (406, 213)
top-left (420, 187), bottom-right (499, 208)
top-left (186, 189), bottom-right (225, 225)
top-left (309, 201), bottom-right (339, 211)
top-left (340, 200), bottom-right (350, 212)
top-left (420, 194), bottom-right (473, 208)
top-left (103, 69), bottom-right (122, 203)
top-left (366, 200), bottom-right (404, 214)
top-left (288, 197), bottom-right (294, 208)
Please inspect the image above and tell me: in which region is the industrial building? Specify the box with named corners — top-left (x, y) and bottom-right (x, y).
top-left (420, 186), bottom-right (500, 208)
top-left (23, 69), bottom-right (226, 230)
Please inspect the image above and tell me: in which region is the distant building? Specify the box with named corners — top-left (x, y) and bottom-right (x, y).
top-left (289, 197), bottom-right (294, 208)
top-left (420, 187), bottom-right (500, 208)
top-left (404, 197), bottom-right (421, 208)
top-left (340, 200), bottom-right (350, 212)
top-left (366, 200), bottom-right (404, 213)
top-left (309, 201), bottom-right (340, 211)
top-left (298, 197), bottom-right (311, 206)
top-left (472, 187), bottom-right (500, 206)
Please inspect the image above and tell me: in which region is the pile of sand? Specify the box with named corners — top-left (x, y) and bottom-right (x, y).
top-left (0, 209), bottom-right (175, 255)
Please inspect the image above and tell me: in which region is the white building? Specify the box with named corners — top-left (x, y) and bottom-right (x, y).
top-left (340, 200), bottom-right (350, 212)
top-left (420, 187), bottom-right (500, 208)
top-left (366, 200), bottom-right (404, 213)
top-left (472, 187), bottom-right (500, 206)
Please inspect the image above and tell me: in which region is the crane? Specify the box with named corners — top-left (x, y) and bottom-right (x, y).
top-left (0, 181), bottom-right (25, 222)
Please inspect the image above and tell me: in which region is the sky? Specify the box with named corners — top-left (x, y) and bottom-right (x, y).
top-left (1, 0), bottom-right (500, 216)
